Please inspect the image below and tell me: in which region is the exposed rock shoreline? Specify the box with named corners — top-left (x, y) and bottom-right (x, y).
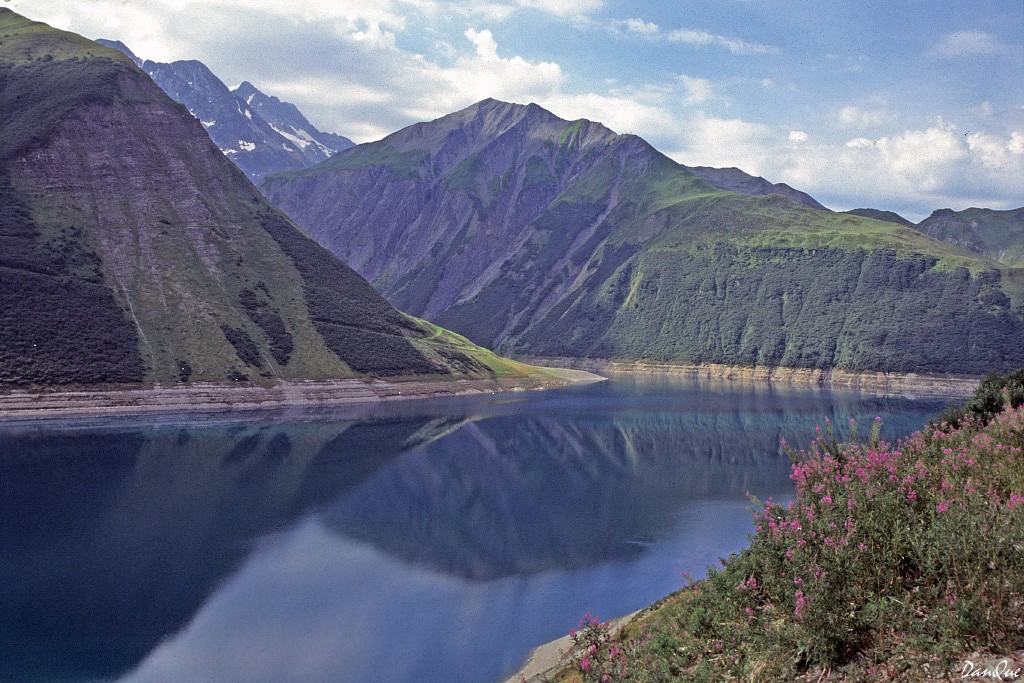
top-left (525, 357), bottom-right (981, 397)
top-left (0, 368), bottom-right (603, 421)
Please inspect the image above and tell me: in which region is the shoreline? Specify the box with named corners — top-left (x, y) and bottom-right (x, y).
top-left (524, 357), bottom-right (981, 397)
top-left (0, 368), bottom-right (603, 422)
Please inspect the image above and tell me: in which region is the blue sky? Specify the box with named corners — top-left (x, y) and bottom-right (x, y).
top-left (17, 0), bottom-right (1024, 220)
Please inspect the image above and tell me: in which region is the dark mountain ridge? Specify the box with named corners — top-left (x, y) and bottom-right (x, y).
top-left (263, 98), bottom-right (1024, 375)
top-left (841, 208), bottom-right (915, 227)
top-left (0, 10), bottom-right (523, 387)
top-left (682, 165), bottom-right (828, 210)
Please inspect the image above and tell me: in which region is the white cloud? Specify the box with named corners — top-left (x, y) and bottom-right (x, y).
top-left (1009, 132), bottom-right (1024, 155)
top-left (516, 0), bottom-right (603, 18)
top-left (788, 131), bottom-right (808, 143)
top-left (972, 100), bottom-right (994, 119)
top-left (927, 30), bottom-right (1009, 57)
top-left (455, 28), bottom-right (564, 103)
top-left (619, 17), bottom-right (659, 35)
top-left (835, 105), bottom-right (897, 129)
top-left (677, 75), bottom-right (712, 105)
top-left (770, 123), bottom-right (1024, 217)
top-left (604, 16), bottom-right (779, 55)
top-left (967, 130), bottom-right (1024, 169)
top-left (540, 91), bottom-right (681, 141)
top-left (668, 113), bottom-right (773, 174)
top-left (666, 28), bottom-right (779, 55)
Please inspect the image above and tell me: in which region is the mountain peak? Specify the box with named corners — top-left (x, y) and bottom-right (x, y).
top-left (234, 80), bottom-right (259, 96)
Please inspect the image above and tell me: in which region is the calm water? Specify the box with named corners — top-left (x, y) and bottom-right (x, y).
top-left (0, 374), bottom-right (949, 683)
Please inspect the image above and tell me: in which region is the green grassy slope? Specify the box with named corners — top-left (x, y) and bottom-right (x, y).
top-left (264, 101), bottom-right (1024, 376)
top-left (0, 10), bottom-right (528, 387)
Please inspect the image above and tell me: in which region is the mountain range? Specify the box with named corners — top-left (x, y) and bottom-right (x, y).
top-left (95, 35), bottom-right (1024, 278)
top-left (0, 9), bottom-right (531, 387)
top-left (4, 9), bottom-right (1022, 387)
top-left (96, 39), bottom-right (353, 183)
top-left (262, 98), bottom-right (1024, 375)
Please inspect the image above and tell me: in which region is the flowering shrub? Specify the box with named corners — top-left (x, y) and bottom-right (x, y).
top-left (558, 396), bottom-right (1024, 682)
top-left (566, 613), bottom-right (673, 682)
top-left (751, 408), bottom-right (1024, 666)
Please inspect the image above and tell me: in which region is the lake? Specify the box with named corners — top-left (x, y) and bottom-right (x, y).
top-left (0, 374), bottom-right (950, 683)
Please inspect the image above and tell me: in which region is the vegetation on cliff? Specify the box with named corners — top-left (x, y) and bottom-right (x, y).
top-left (263, 99), bottom-right (1024, 376)
top-left (554, 371), bottom-right (1024, 682)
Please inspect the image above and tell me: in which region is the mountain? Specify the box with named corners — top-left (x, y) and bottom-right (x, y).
top-left (96, 39), bottom-right (352, 183)
top-left (841, 208), bottom-right (915, 227)
top-left (0, 10), bottom-right (530, 387)
top-left (233, 80), bottom-right (353, 163)
top-left (262, 98), bottom-right (1024, 375)
top-left (915, 207), bottom-right (1024, 267)
top-left (682, 165), bottom-right (829, 210)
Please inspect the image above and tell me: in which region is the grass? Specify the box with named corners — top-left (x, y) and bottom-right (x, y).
top-left (641, 193), bottom-right (993, 273)
top-left (406, 317), bottom-right (560, 379)
top-left (0, 9), bottom-right (130, 65)
top-left (551, 374), bottom-right (1024, 682)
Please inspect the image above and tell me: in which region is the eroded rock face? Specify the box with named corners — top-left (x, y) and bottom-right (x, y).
top-left (262, 99), bottom-right (1024, 375)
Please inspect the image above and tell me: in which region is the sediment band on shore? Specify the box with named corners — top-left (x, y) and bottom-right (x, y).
top-left (0, 368), bottom-right (603, 421)
top-left (524, 358), bottom-right (981, 397)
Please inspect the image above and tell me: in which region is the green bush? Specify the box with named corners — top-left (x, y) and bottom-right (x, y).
top-left (936, 369), bottom-right (1024, 427)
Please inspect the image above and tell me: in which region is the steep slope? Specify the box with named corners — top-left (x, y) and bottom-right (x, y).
top-left (0, 10), bottom-right (525, 387)
top-left (96, 39), bottom-right (351, 183)
top-left (682, 165), bottom-right (829, 210)
top-left (263, 98), bottom-right (1024, 376)
top-left (915, 207), bottom-right (1024, 266)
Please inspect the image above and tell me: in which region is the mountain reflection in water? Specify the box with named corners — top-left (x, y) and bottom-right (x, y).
top-left (0, 375), bottom-right (948, 683)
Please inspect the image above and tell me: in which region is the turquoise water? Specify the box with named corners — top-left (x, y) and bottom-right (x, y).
top-left (0, 374), bottom-right (949, 682)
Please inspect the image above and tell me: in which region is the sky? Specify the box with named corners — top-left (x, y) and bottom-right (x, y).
top-left (13, 0), bottom-right (1024, 221)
